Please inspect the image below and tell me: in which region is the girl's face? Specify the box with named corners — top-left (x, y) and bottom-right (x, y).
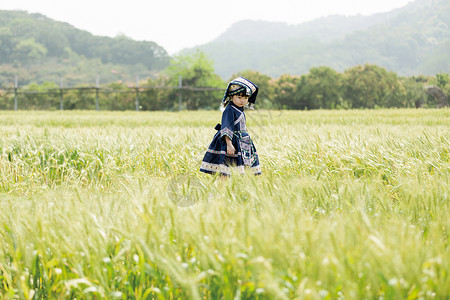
top-left (231, 95), bottom-right (249, 107)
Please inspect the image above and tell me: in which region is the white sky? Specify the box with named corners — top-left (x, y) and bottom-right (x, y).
top-left (1, 0), bottom-right (413, 55)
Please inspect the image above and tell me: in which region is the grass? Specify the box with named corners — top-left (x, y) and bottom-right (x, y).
top-left (0, 108), bottom-right (449, 299)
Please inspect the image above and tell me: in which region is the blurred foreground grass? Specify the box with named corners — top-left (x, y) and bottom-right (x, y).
top-left (0, 109), bottom-right (449, 299)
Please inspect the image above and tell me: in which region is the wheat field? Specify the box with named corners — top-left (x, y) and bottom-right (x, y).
top-left (0, 109), bottom-right (449, 299)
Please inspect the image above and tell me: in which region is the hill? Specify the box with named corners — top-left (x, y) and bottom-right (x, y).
top-left (183, 0), bottom-right (450, 78)
top-left (0, 10), bottom-right (170, 86)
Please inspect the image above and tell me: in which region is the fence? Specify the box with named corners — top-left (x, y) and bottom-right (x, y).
top-left (0, 76), bottom-right (224, 111)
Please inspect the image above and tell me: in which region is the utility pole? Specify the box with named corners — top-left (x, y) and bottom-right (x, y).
top-left (59, 77), bottom-right (64, 110)
top-left (96, 75), bottom-right (100, 111)
top-left (135, 75), bottom-right (140, 111)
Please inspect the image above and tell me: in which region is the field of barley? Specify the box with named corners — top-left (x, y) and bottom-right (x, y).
top-left (0, 108), bottom-right (449, 299)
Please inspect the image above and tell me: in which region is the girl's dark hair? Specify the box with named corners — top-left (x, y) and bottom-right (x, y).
top-left (221, 90), bottom-right (248, 108)
top-left (235, 90), bottom-right (247, 97)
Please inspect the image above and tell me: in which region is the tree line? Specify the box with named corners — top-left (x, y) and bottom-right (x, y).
top-left (1, 51), bottom-right (448, 110)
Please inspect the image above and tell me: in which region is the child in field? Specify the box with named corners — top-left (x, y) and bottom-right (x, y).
top-left (200, 77), bottom-right (261, 176)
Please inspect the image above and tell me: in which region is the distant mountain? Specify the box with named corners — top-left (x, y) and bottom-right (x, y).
top-left (183, 0), bottom-right (450, 78)
top-left (0, 10), bottom-right (170, 86)
top-left (214, 11), bottom-right (402, 44)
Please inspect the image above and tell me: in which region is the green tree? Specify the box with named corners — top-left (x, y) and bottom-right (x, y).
top-left (8, 18), bottom-right (35, 38)
top-left (35, 27), bottom-right (69, 57)
top-left (436, 72), bottom-right (449, 89)
top-left (296, 66), bottom-right (345, 109)
top-left (13, 38), bottom-right (47, 65)
top-left (102, 81), bottom-right (136, 111)
top-left (272, 74), bottom-right (301, 109)
top-left (23, 81), bottom-right (59, 110)
top-left (165, 51), bottom-right (224, 110)
top-left (141, 75), bottom-right (172, 111)
top-left (109, 35), bottom-right (169, 70)
top-left (344, 64), bottom-right (404, 108)
top-left (400, 76), bottom-right (428, 108)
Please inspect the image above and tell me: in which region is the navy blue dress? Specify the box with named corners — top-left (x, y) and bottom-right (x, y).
top-left (200, 103), bottom-right (261, 176)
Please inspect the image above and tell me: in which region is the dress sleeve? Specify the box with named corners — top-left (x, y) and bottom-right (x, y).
top-left (219, 106), bottom-right (234, 140)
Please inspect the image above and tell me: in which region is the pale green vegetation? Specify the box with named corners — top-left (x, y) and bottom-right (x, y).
top-left (0, 109), bottom-right (449, 299)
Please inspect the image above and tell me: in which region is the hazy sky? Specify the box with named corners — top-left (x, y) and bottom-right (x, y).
top-left (2, 0), bottom-right (413, 55)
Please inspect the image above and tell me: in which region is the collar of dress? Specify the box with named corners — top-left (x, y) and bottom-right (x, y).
top-left (230, 103), bottom-right (244, 112)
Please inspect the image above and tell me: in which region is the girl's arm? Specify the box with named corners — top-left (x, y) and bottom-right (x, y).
top-left (225, 136), bottom-right (235, 155)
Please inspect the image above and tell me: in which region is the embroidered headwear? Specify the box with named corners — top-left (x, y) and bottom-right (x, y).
top-left (222, 77), bottom-right (258, 109)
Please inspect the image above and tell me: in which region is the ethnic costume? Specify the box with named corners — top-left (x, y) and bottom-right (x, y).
top-left (200, 77), bottom-right (261, 176)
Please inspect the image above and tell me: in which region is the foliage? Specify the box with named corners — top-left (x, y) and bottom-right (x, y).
top-left (11, 38), bottom-right (47, 65)
top-left (0, 10), bottom-right (170, 86)
top-left (399, 76), bottom-right (429, 108)
top-left (1, 64), bottom-right (448, 110)
top-left (271, 74), bottom-right (300, 109)
top-left (343, 64), bottom-right (405, 108)
top-left (166, 51), bottom-right (220, 87)
top-left (294, 66), bottom-right (345, 109)
top-left (164, 51), bottom-right (224, 110)
top-left (2, 60), bottom-right (448, 110)
top-left (436, 72), bottom-right (449, 89)
top-left (267, 65), bottom-right (442, 110)
top-left (0, 110), bottom-right (449, 298)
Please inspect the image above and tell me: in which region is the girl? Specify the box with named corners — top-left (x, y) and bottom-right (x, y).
top-left (200, 77), bottom-right (261, 176)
